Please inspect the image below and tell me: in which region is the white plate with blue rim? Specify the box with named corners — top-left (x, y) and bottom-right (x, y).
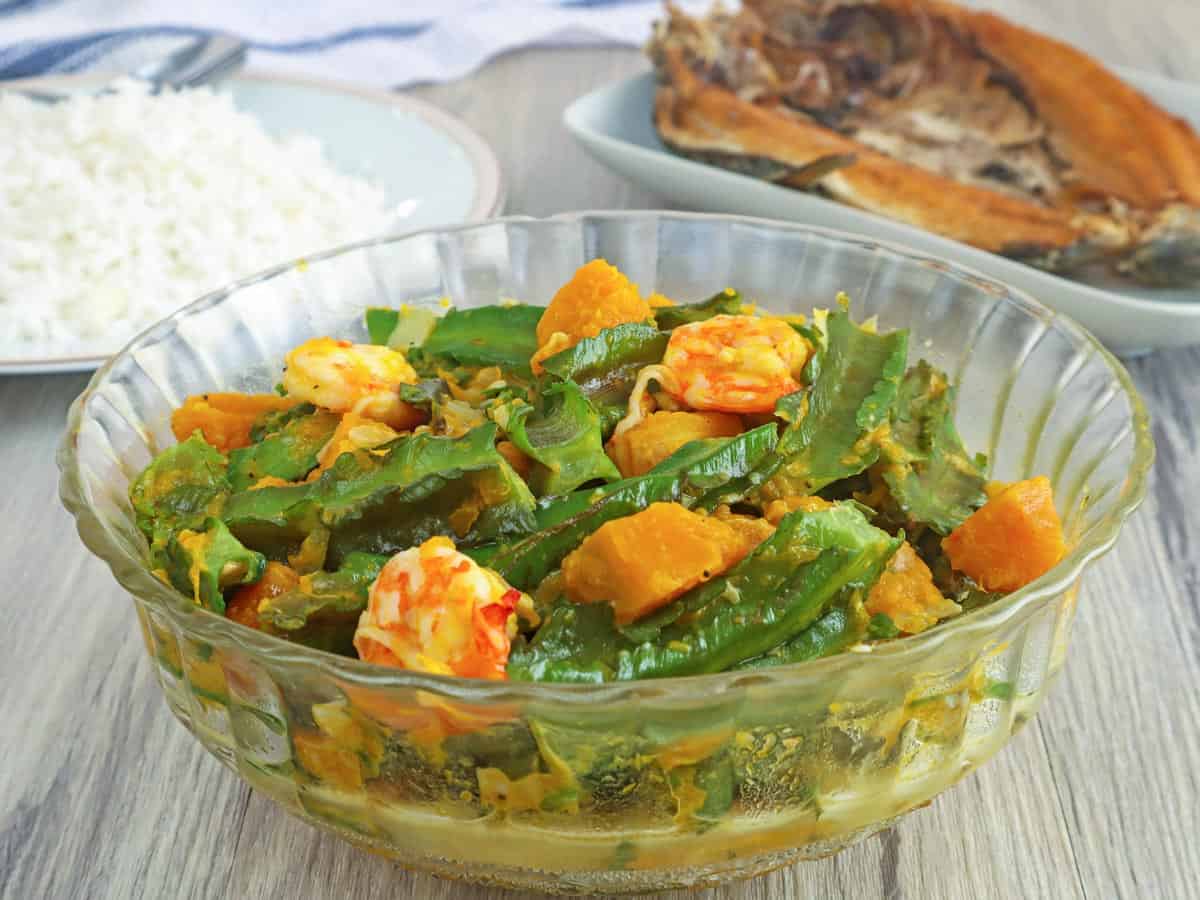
top-left (0, 71), bottom-right (505, 375)
top-left (564, 68), bottom-right (1200, 356)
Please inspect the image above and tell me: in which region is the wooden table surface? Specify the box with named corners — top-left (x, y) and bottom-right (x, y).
top-left (3, 3), bottom-right (1198, 898)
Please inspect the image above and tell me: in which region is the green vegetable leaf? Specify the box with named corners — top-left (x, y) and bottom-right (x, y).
top-left (498, 381), bottom-right (620, 496)
top-left (223, 424), bottom-right (537, 565)
top-left (364, 305), bottom-right (440, 350)
top-left (524, 716), bottom-right (663, 816)
top-left (316, 424), bottom-right (537, 564)
top-left (649, 424), bottom-right (778, 506)
top-left (485, 426), bottom-right (778, 587)
top-left (255, 552), bottom-right (387, 654)
top-left (669, 749), bottom-right (734, 827)
top-left (879, 361), bottom-right (988, 535)
top-left (227, 409), bottom-right (340, 492)
top-left (533, 484), bottom-right (619, 530)
top-left (365, 308), bottom-right (400, 345)
top-left (734, 600), bottom-right (870, 669)
top-left (766, 311), bottom-right (908, 494)
top-left (328, 550), bottom-right (389, 588)
top-left (619, 502), bottom-right (899, 657)
top-left (507, 602), bottom-right (631, 683)
top-left (163, 517), bottom-right (266, 613)
top-left (524, 422), bottom-right (773, 530)
top-left (218, 481), bottom-right (316, 561)
top-left (249, 402), bottom-right (316, 444)
top-left (653, 289), bottom-right (742, 330)
top-left (697, 312), bottom-right (908, 509)
top-left (396, 378), bottom-right (449, 414)
top-left (509, 503), bottom-right (901, 681)
top-left (418, 305), bottom-right (543, 375)
top-left (866, 611), bottom-right (901, 640)
top-left (774, 390), bottom-right (806, 425)
top-left (488, 474), bottom-right (680, 591)
top-left (463, 479), bottom-right (637, 569)
top-left (540, 323), bottom-right (668, 435)
top-left (130, 433), bottom-right (230, 545)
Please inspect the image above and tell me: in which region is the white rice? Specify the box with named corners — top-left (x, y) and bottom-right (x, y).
top-left (0, 79), bottom-right (391, 357)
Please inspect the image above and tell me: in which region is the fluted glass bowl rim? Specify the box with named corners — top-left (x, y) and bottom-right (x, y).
top-left (58, 211), bottom-right (1154, 703)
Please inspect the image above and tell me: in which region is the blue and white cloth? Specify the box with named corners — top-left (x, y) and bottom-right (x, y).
top-left (0, 0), bottom-right (710, 87)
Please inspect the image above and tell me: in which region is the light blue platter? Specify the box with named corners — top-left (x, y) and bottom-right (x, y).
top-left (565, 69), bottom-right (1200, 355)
top-left (0, 71), bottom-right (504, 374)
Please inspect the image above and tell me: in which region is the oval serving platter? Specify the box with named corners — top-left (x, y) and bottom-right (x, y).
top-left (565, 68), bottom-right (1200, 356)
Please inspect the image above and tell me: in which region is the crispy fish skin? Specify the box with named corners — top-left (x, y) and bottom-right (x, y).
top-left (956, 5), bottom-right (1200, 209)
top-left (649, 0), bottom-right (1200, 284)
top-left (656, 50), bottom-right (1124, 261)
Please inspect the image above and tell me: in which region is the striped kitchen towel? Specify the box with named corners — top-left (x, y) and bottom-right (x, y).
top-left (0, 0), bottom-right (711, 87)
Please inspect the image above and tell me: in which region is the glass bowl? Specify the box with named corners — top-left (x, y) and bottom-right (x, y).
top-left (59, 213), bottom-right (1152, 894)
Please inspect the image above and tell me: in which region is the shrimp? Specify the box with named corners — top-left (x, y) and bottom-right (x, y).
top-left (352, 537), bottom-right (528, 680)
top-left (660, 314), bottom-right (812, 414)
top-left (282, 337), bottom-right (420, 429)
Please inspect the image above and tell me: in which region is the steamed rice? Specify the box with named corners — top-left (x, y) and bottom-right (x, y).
top-left (0, 80), bottom-right (391, 357)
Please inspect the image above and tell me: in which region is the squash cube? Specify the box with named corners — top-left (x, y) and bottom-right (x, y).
top-left (866, 542), bottom-right (959, 634)
top-left (942, 476), bottom-right (1065, 592)
top-left (171, 392), bottom-right (299, 453)
top-left (562, 502), bottom-right (757, 624)
top-left (531, 259), bottom-right (653, 372)
top-left (607, 411), bottom-right (743, 477)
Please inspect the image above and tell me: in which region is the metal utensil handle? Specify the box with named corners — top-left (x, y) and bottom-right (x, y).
top-left (137, 33), bottom-right (248, 92)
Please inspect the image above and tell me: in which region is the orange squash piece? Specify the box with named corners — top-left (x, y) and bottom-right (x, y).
top-left (530, 259), bottom-right (654, 373)
top-left (171, 392), bottom-right (299, 453)
top-left (225, 561), bottom-right (300, 629)
top-left (866, 543), bottom-right (960, 635)
top-left (562, 502), bottom-right (757, 624)
top-left (606, 410), bottom-right (743, 477)
top-left (496, 440), bottom-right (534, 478)
top-left (762, 494), bottom-right (833, 526)
top-left (942, 476), bottom-right (1065, 593)
top-left (712, 510), bottom-right (776, 554)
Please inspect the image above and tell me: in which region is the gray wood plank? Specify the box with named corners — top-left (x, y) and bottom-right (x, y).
top-left (3, 4), bottom-right (1199, 900)
top-left (410, 48), bottom-right (666, 217)
top-left (0, 375), bottom-right (251, 900)
top-left (1032, 346), bottom-right (1200, 900)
